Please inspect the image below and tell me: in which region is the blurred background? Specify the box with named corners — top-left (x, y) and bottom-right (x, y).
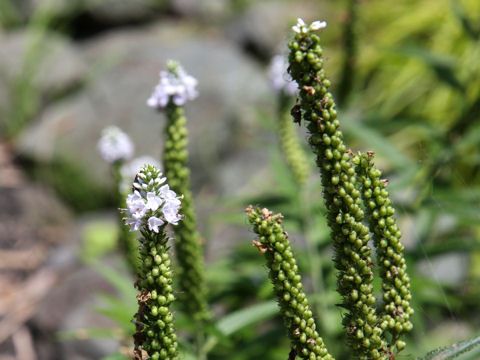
top-left (1, 0), bottom-right (480, 359)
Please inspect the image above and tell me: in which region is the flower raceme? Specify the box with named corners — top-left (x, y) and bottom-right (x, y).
top-left (122, 165), bottom-right (183, 232)
top-left (147, 61), bottom-right (198, 109)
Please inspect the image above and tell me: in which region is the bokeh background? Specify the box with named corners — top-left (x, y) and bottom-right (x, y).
top-left (1, 0), bottom-right (480, 359)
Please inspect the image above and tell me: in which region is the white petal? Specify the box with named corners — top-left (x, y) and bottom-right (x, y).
top-left (310, 20), bottom-right (327, 30)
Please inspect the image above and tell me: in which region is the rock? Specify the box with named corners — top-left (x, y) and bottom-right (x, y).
top-left (226, 1), bottom-right (325, 59)
top-left (5, 0), bottom-right (161, 26)
top-left (16, 21), bottom-right (275, 192)
top-left (0, 30), bottom-right (87, 128)
top-left (85, 0), bottom-right (160, 25)
top-left (417, 252), bottom-right (469, 285)
top-left (171, 0), bottom-right (231, 22)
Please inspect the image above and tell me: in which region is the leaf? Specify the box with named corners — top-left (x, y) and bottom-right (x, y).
top-left (94, 293), bottom-right (135, 331)
top-left (450, 0), bottom-right (480, 40)
top-left (203, 300), bottom-right (279, 352)
top-left (417, 334), bottom-right (480, 360)
top-left (91, 261), bottom-right (137, 301)
top-left (393, 46), bottom-right (465, 93)
top-left (342, 111), bottom-right (415, 170)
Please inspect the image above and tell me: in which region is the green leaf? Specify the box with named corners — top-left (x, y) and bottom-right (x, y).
top-left (203, 300), bottom-right (279, 352)
top-left (393, 46), bottom-right (465, 93)
top-left (417, 334), bottom-right (480, 360)
top-left (450, 0), bottom-right (480, 40)
top-left (342, 111), bottom-right (415, 170)
top-left (91, 261), bottom-right (137, 301)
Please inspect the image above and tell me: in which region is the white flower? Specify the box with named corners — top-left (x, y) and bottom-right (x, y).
top-left (97, 126), bottom-right (134, 163)
top-left (126, 190), bottom-right (147, 219)
top-left (310, 20), bottom-right (327, 30)
top-left (292, 17), bottom-right (327, 34)
top-left (268, 54), bottom-right (298, 96)
top-left (147, 63), bottom-right (198, 109)
top-left (147, 216), bottom-right (165, 233)
top-left (292, 18), bottom-right (306, 33)
top-left (125, 217), bottom-right (143, 232)
top-left (145, 192), bottom-right (162, 211)
top-left (159, 184), bottom-right (178, 200)
top-left (162, 203), bottom-right (182, 226)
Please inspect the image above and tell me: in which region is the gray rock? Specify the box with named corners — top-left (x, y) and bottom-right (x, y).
top-left (86, 0), bottom-right (160, 24)
top-left (8, 0), bottom-right (161, 25)
top-left (171, 0), bottom-right (231, 22)
top-left (0, 30), bottom-right (87, 126)
top-left (226, 1), bottom-right (323, 58)
top-left (16, 21), bottom-right (275, 191)
top-left (417, 252), bottom-right (469, 285)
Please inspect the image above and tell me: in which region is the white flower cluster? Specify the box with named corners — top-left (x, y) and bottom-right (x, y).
top-left (292, 18), bottom-right (327, 34)
top-left (147, 62), bottom-right (198, 109)
top-left (97, 126), bottom-right (134, 163)
top-left (268, 54), bottom-right (298, 96)
top-left (123, 168), bottom-right (183, 233)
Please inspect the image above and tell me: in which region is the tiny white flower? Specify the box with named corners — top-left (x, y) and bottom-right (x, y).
top-left (292, 18), bottom-right (306, 33)
top-left (145, 192), bottom-right (162, 211)
top-left (292, 18), bottom-right (327, 34)
top-left (147, 216), bottom-right (165, 233)
top-left (310, 20), bottom-right (327, 30)
top-left (97, 126), bottom-right (134, 163)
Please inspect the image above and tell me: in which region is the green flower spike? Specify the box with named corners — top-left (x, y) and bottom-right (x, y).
top-left (355, 152), bottom-right (414, 353)
top-left (122, 164), bottom-right (181, 360)
top-left (148, 60), bottom-right (209, 324)
top-left (287, 19), bottom-right (386, 359)
top-left (246, 205), bottom-right (334, 360)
